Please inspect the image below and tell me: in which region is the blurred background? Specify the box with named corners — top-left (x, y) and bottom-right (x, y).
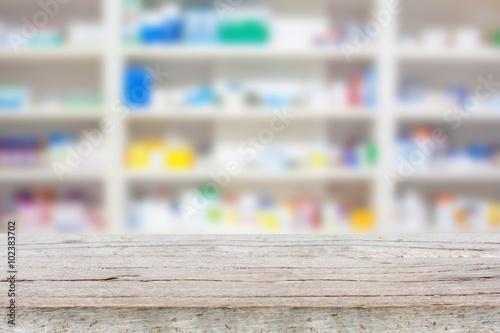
top-left (1, 0), bottom-right (500, 233)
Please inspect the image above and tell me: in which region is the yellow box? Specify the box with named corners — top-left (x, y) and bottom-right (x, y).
top-left (126, 143), bottom-right (149, 169)
top-left (350, 209), bottom-right (375, 233)
top-left (165, 148), bottom-right (195, 170)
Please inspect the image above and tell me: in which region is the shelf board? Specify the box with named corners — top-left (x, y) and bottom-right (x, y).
top-left (0, 111), bottom-right (103, 121)
top-left (398, 48), bottom-right (500, 61)
top-left (132, 226), bottom-right (349, 235)
top-left (126, 108), bottom-right (375, 121)
top-left (0, 47), bottom-right (102, 60)
top-left (125, 169), bottom-right (375, 182)
top-left (0, 169), bottom-right (103, 182)
top-left (396, 109), bottom-right (500, 121)
top-left (405, 171), bottom-right (500, 182)
top-left (124, 45), bottom-right (377, 60)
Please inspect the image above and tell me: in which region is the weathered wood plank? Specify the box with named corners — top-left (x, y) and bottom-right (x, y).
top-left (8, 307), bottom-right (500, 333)
top-left (0, 234), bottom-right (499, 331)
top-left (1, 234), bottom-right (500, 308)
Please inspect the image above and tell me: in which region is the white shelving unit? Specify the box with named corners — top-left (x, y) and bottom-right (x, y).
top-left (117, 0), bottom-right (384, 233)
top-left (2, 0), bottom-right (500, 233)
top-left (0, 0), bottom-right (108, 232)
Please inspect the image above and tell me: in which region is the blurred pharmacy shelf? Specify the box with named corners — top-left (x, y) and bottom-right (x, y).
top-left (2, 0), bottom-right (500, 234)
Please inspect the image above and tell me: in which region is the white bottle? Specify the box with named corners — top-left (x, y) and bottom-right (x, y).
top-left (322, 201), bottom-right (341, 232)
top-left (400, 190), bottom-right (426, 232)
top-left (434, 193), bottom-right (454, 232)
top-left (52, 191), bottom-right (86, 233)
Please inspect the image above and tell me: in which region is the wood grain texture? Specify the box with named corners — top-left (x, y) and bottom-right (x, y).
top-left (8, 307), bottom-right (500, 333)
top-left (0, 234), bottom-right (499, 332)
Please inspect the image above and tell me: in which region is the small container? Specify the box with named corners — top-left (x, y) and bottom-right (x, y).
top-left (182, 8), bottom-right (219, 44)
top-left (239, 193), bottom-right (257, 227)
top-left (28, 26), bottom-right (62, 48)
top-left (218, 6), bottom-right (270, 45)
top-left (400, 190), bottom-right (426, 232)
top-left (126, 141), bottom-right (149, 169)
top-left (487, 202), bottom-right (500, 229)
top-left (321, 201), bottom-right (342, 232)
top-left (422, 28), bottom-right (450, 50)
top-left (159, 4), bottom-right (182, 43)
top-left (434, 193), bottom-right (454, 232)
top-left (68, 22), bottom-right (103, 45)
top-left (330, 81), bottom-right (348, 107)
top-left (455, 28), bottom-right (480, 49)
top-left (53, 191), bottom-right (87, 232)
top-left (17, 191), bottom-right (43, 232)
top-left (411, 127), bottom-right (433, 170)
top-left (164, 136), bottom-right (195, 170)
top-left (48, 133), bottom-right (76, 166)
top-left (350, 208), bottom-right (375, 233)
top-left (294, 198), bottom-right (320, 230)
top-left (0, 85), bottom-right (30, 111)
top-left (139, 12), bottom-right (164, 44)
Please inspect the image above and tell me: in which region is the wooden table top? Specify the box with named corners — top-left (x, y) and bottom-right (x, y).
top-left (1, 234), bottom-right (499, 332)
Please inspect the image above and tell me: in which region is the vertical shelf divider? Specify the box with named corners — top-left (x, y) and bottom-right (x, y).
top-left (104, 0), bottom-right (127, 232)
top-left (374, 0), bottom-right (398, 231)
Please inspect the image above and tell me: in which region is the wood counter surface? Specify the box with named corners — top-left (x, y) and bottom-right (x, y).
top-left (1, 234), bottom-right (499, 332)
